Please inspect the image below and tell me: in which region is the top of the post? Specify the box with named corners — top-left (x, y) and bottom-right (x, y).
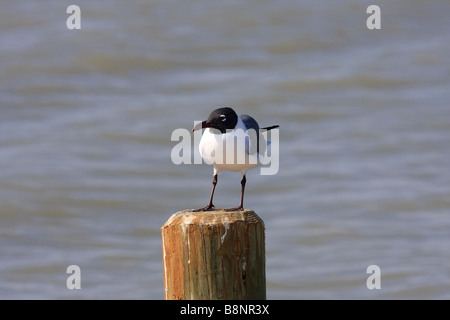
top-left (161, 209), bottom-right (264, 229)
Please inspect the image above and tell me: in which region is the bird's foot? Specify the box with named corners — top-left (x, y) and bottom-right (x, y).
top-left (224, 206), bottom-right (244, 212)
top-left (192, 205), bottom-right (217, 212)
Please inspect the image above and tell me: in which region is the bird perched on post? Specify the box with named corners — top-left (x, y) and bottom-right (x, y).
top-left (192, 107), bottom-right (279, 211)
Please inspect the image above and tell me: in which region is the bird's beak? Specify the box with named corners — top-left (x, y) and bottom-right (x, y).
top-left (192, 120), bottom-right (207, 132)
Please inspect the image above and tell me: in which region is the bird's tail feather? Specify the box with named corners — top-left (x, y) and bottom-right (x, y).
top-left (261, 125), bottom-right (279, 131)
top-left (261, 125), bottom-right (279, 146)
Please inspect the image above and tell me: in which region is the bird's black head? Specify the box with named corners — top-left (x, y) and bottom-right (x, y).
top-left (192, 107), bottom-right (238, 134)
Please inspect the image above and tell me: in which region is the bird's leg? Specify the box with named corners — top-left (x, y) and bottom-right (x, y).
top-left (193, 174), bottom-right (218, 212)
top-left (207, 173), bottom-right (218, 209)
top-left (239, 174), bottom-right (246, 209)
top-left (225, 174), bottom-right (246, 211)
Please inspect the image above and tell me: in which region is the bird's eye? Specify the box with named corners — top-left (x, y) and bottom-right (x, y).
top-left (220, 115), bottom-right (226, 122)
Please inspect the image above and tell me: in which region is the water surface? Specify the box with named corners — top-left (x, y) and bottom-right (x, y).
top-left (1, 0), bottom-right (449, 299)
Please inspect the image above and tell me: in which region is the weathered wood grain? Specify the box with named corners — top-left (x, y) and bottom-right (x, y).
top-left (161, 209), bottom-right (266, 300)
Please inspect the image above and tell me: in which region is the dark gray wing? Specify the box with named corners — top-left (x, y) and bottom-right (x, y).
top-left (240, 114), bottom-right (265, 155)
top-left (240, 114), bottom-right (260, 132)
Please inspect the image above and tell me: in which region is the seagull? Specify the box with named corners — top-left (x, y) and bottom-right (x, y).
top-left (191, 107), bottom-right (279, 211)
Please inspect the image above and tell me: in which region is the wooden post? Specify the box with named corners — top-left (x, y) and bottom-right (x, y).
top-left (161, 209), bottom-right (266, 300)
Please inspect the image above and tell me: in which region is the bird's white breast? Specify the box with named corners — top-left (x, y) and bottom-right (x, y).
top-left (199, 118), bottom-right (262, 174)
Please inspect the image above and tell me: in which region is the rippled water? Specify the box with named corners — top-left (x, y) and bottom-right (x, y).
top-left (1, 0), bottom-right (449, 299)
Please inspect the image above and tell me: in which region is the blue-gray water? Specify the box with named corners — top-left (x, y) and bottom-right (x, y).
top-left (1, 0), bottom-right (449, 299)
